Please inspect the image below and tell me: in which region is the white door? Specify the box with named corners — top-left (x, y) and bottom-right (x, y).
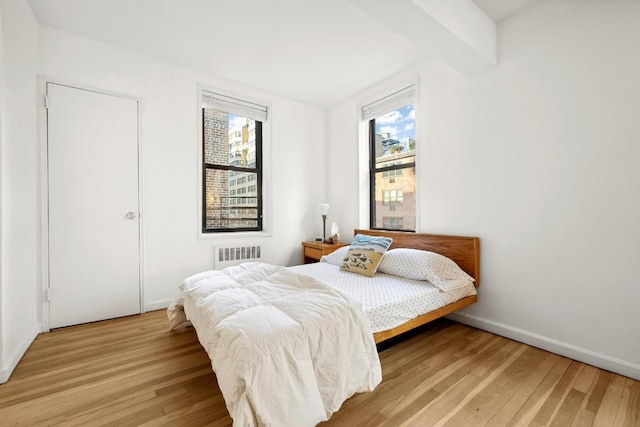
top-left (47, 83), bottom-right (141, 329)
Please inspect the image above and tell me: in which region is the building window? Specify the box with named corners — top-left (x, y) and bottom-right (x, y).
top-left (382, 189), bottom-right (403, 205)
top-left (382, 216), bottom-right (404, 230)
top-left (364, 85), bottom-right (416, 231)
top-left (382, 166), bottom-right (403, 178)
top-left (202, 90), bottom-right (266, 232)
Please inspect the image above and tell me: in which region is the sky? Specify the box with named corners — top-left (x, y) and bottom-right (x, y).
top-left (229, 114), bottom-right (246, 131)
top-left (375, 103), bottom-right (415, 145)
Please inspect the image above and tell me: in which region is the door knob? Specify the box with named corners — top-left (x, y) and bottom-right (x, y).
top-left (126, 212), bottom-right (137, 220)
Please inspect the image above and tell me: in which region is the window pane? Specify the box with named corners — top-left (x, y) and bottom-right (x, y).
top-left (202, 100), bottom-right (262, 233)
top-left (204, 169), bottom-right (259, 230)
top-left (372, 168), bottom-right (415, 231)
top-left (203, 108), bottom-right (258, 170)
top-left (373, 103), bottom-right (415, 165)
top-left (370, 101), bottom-right (415, 231)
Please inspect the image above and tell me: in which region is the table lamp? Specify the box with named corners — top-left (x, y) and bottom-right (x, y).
top-left (320, 203), bottom-right (330, 242)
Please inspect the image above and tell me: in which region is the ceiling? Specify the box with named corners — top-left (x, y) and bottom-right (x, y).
top-left (473, 0), bottom-right (542, 22)
top-left (28, 0), bottom-right (541, 108)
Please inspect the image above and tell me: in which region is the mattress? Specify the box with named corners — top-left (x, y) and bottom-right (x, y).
top-left (288, 262), bottom-right (477, 333)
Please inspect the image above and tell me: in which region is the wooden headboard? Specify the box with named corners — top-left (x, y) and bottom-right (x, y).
top-left (355, 229), bottom-right (480, 287)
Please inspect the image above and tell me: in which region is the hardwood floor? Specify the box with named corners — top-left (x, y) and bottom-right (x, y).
top-left (0, 310), bottom-right (638, 426)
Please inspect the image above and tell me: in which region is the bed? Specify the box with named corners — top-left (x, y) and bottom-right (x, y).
top-left (343, 229), bottom-right (479, 343)
top-left (175, 229), bottom-right (479, 426)
top-left (178, 262), bottom-right (382, 427)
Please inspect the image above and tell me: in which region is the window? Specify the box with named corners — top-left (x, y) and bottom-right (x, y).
top-left (382, 166), bottom-right (403, 178)
top-left (382, 216), bottom-right (404, 230)
top-left (202, 90), bottom-right (266, 232)
top-left (382, 189), bottom-right (403, 205)
top-left (364, 85), bottom-right (416, 231)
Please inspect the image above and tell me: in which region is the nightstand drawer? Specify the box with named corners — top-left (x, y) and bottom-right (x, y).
top-left (304, 246), bottom-right (323, 260)
top-left (301, 241), bottom-right (348, 264)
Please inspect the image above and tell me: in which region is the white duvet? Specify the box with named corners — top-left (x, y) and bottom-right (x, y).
top-left (180, 262), bottom-right (382, 426)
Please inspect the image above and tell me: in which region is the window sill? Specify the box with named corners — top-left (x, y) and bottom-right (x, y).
top-left (199, 231), bottom-right (273, 240)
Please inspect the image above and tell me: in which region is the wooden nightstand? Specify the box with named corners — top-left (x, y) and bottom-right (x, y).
top-left (301, 241), bottom-right (348, 264)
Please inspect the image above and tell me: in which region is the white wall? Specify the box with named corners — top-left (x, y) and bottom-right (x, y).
top-left (38, 26), bottom-right (327, 311)
top-left (0, 0), bottom-right (40, 382)
top-left (328, 0), bottom-right (640, 379)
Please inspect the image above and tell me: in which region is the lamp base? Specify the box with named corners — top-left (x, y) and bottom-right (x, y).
top-left (322, 214), bottom-right (327, 242)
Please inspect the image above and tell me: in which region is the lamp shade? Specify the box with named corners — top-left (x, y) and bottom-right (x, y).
top-left (320, 203), bottom-right (330, 216)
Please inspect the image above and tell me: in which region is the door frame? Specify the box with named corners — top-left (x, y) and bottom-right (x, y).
top-left (38, 77), bottom-right (145, 332)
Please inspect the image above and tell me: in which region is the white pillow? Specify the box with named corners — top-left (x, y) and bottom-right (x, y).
top-left (320, 246), bottom-right (349, 265)
top-left (378, 248), bottom-right (475, 292)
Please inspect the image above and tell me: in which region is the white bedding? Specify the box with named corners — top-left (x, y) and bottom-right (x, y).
top-left (180, 262), bottom-right (381, 427)
top-left (288, 262), bottom-right (477, 333)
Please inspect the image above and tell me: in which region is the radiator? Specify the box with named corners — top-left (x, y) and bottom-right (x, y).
top-left (214, 245), bottom-right (262, 269)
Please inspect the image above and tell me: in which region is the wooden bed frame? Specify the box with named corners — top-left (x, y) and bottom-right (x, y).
top-left (354, 229), bottom-right (480, 344)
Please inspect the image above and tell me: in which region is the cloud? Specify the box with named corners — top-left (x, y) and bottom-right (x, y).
top-left (229, 115), bottom-right (246, 131)
top-left (404, 122), bottom-right (414, 131)
top-left (407, 106), bottom-right (415, 120)
top-left (379, 126), bottom-right (398, 137)
top-left (376, 110), bottom-right (402, 124)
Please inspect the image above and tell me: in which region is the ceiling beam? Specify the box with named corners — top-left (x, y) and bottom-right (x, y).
top-left (348, 0), bottom-right (497, 75)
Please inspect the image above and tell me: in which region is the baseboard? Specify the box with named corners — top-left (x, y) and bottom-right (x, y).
top-left (0, 324), bottom-right (40, 384)
top-left (447, 312), bottom-right (640, 381)
top-left (144, 298), bottom-right (173, 312)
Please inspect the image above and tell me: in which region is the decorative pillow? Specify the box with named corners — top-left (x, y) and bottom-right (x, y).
top-left (320, 246), bottom-right (350, 265)
top-left (378, 248), bottom-right (475, 292)
top-left (339, 234), bottom-right (393, 277)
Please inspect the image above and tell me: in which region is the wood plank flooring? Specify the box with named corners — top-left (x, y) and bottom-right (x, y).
top-left (0, 310), bottom-right (638, 426)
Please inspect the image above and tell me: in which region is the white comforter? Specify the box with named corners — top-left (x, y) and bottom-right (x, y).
top-left (180, 262), bottom-right (382, 426)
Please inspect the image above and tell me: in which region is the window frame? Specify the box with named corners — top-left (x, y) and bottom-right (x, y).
top-left (201, 108), bottom-right (264, 233)
top-left (368, 114), bottom-right (416, 232)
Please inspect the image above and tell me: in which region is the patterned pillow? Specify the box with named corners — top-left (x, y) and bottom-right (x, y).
top-left (320, 246), bottom-right (349, 265)
top-left (340, 234), bottom-right (393, 277)
top-left (378, 248), bottom-right (474, 291)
